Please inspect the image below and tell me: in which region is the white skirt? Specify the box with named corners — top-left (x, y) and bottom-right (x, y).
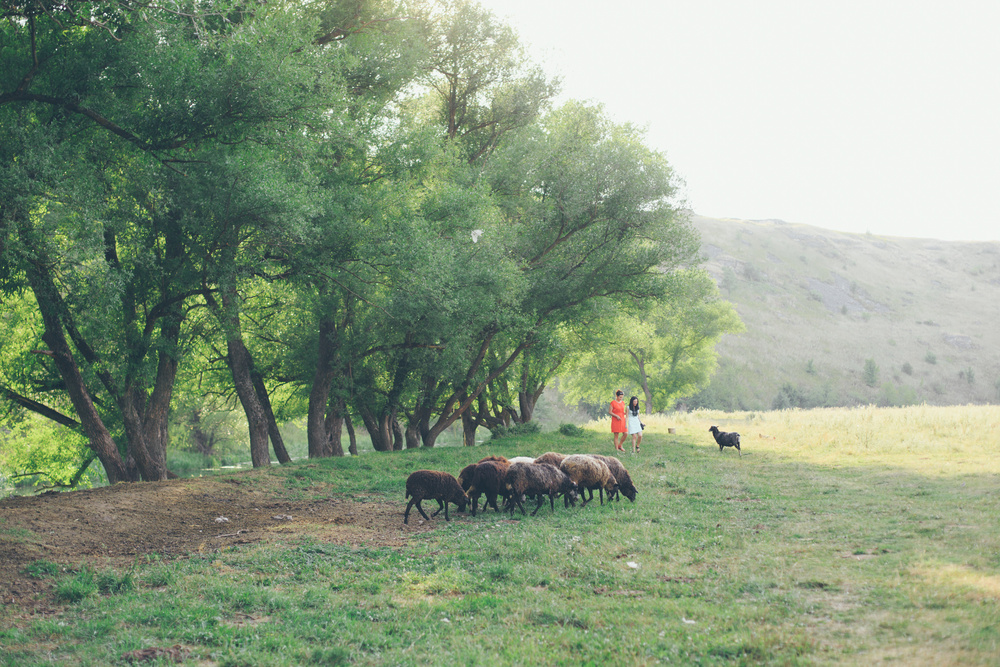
top-left (626, 413), bottom-right (643, 435)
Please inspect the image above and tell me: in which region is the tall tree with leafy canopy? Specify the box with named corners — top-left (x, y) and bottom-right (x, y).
top-left (560, 270), bottom-right (745, 413)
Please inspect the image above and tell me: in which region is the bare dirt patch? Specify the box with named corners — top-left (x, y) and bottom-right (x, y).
top-left (0, 473), bottom-right (433, 607)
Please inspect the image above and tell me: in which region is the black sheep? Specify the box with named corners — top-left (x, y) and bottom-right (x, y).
top-left (466, 460), bottom-right (509, 516)
top-left (709, 426), bottom-right (741, 456)
top-left (504, 462), bottom-right (578, 516)
top-left (404, 470), bottom-right (469, 524)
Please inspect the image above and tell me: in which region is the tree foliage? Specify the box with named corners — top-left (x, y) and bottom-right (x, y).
top-left (0, 0), bottom-right (730, 488)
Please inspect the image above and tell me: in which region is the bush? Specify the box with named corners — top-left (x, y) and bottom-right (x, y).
top-left (901, 362), bottom-right (913, 375)
top-left (489, 421), bottom-right (541, 441)
top-left (863, 359), bottom-right (880, 388)
top-left (558, 423), bottom-right (585, 437)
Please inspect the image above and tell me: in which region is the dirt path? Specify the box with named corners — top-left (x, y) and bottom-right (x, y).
top-left (0, 474), bottom-right (431, 607)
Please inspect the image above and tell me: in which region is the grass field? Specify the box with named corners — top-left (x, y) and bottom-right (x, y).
top-left (2, 406), bottom-right (999, 665)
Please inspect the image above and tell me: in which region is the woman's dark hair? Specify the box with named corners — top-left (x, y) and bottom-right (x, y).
top-left (629, 396), bottom-right (640, 416)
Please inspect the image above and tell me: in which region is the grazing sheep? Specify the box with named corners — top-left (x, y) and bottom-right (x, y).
top-left (458, 463), bottom-right (478, 491)
top-left (560, 455), bottom-right (618, 507)
top-left (477, 455), bottom-right (510, 468)
top-left (709, 426), bottom-right (741, 456)
top-left (534, 452), bottom-right (567, 467)
top-left (591, 455), bottom-right (637, 502)
top-left (466, 460), bottom-right (509, 516)
top-left (404, 470), bottom-right (469, 524)
top-left (461, 454), bottom-right (511, 494)
top-left (508, 456), bottom-right (536, 465)
top-left (504, 462), bottom-right (578, 516)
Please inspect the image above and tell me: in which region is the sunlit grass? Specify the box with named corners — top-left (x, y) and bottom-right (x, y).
top-left (588, 404), bottom-right (1000, 476)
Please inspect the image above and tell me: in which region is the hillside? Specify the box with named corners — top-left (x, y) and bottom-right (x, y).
top-left (688, 215), bottom-right (1000, 410)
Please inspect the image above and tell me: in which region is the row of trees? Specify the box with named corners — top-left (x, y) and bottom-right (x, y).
top-left (0, 0), bottom-right (739, 486)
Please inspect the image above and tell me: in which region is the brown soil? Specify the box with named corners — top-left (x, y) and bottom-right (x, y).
top-left (0, 472), bottom-right (434, 608)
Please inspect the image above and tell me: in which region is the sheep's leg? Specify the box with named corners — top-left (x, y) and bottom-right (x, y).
top-left (470, 492), bottom-right (479, 517)
top-left (599, 487), bottom-right (605, 505)
top-left (431, 499), bottom-right (448, 517)
top-left (487, 493), bottom-right (499, 513)
top-left (404, 499), bottom-right (415, 524)
top-left (443, 501), bottom-right (450, 521)
top-left (530, 496), bottom-right (545, 516)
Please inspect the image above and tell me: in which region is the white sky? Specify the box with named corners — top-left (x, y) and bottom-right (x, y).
top-left (475, 0), bottom-right (1000, 242)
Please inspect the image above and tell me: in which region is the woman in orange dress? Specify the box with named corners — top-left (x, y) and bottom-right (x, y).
top-left (609, 390), bottom-right (627, 452)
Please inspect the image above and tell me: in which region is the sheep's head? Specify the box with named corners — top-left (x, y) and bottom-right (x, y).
top-left (620, 485), bottom-right (637, 503)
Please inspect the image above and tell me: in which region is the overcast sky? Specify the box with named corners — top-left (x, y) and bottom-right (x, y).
top-left (475, 0), bottom-right (1000, 242)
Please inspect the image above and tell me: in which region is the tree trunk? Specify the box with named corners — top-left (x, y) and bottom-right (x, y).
top-left (345, 412), bottom-right (358, 456)
top-left (517, 384), bottom-right (546, 424)
top-left (217, 287), bottom-right (270, 468)
top-left (307, 318), bottom-right (337, 458)
top-left (17, 220), bottom-right (130, 483)
top-left (630, 349), bottom-right (654, 414)
top-left (38, 328), bottom-right (130, 484)
top-left (358, 407), bottom-right (392, 452)
top-left (251, 369), bottom-right (291, 464)
top-left (404, 422), bottom-right (421, 449)
top-left (324, 407), bottom-right (345, 457)
top-left (391, 414), bottom-right (405, 451)
top-left (461, 403), bottom-right (477, 447)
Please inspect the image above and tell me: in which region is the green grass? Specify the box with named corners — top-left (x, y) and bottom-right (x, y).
top-left (2, 409), bottom-right (999, 665)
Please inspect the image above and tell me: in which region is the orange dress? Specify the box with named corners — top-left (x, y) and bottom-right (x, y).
top-left (610, 399), bottom-right (627, 433)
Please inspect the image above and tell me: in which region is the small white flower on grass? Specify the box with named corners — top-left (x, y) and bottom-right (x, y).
top-left (214, 516), bottom-right (229, 523)
top-left (682, 617), bottom-right (696, 624)
top-left (441, 618), bottom-right (450, 623)
top-left (627, 561), bottom-right (639, 569)
top-left (471, 229), bottom-right (484, 243)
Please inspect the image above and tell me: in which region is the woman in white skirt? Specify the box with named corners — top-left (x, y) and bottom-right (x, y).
top-left (626, 396), bottom-right (643, 453)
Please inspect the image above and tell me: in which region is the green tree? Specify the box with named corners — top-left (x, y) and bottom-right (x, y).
top-left (561, 270), bottom-right (744, 413)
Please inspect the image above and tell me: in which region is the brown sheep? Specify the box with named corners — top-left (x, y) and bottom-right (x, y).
top-left (591, 454), bottom-right (637, 502)
top-left (404, 470), bottom-right (469, 524)
top-left (560, 455), bottom-right (618, 507)
top-left (477, 455), bottom-right (510, 468)
top-left (534, 451), bottom-right (567, 467)
top-left (504, 462), bottom-right (578, 516)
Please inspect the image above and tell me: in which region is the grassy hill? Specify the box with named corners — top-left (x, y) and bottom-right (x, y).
top-left (687, 215), bottom-right (1000, 410)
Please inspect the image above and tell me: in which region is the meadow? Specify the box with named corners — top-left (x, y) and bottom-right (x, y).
top-left (2, 405), bottom-right (999, 665)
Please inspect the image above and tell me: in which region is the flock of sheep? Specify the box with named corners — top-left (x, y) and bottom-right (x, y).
top-left (402, 426), bottom-right (742, 524)
top-left (403, 451), bottom-right (639, 525)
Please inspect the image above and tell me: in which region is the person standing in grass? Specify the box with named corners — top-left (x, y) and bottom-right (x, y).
top-left (626, 396), bottom-right (643, 453)
top-left (609, 390), bottom-right (627, 452)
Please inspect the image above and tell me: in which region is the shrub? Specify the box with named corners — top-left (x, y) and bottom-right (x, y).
top-left (558, 423), bottom-right (585, 437)
top-left (925, 351), bottom-right (937, 364)
top-left (901, 362), bottom-right (913, 375)
top-left (489, 421), bottom-right (541, 441)
top-left (863, 359), bottom-right (880, 388)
